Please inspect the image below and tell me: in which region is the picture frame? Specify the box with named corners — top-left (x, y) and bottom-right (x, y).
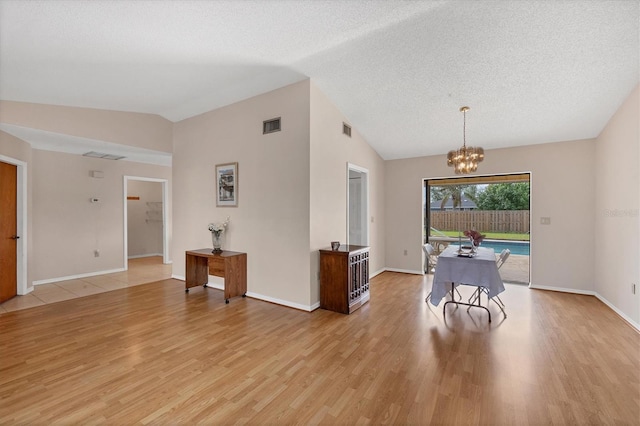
top-left (216, 162), bottom-right (238, 207)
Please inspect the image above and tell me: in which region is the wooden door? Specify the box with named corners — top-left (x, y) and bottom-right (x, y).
top-left (0, 161), bottom-right (18, 303)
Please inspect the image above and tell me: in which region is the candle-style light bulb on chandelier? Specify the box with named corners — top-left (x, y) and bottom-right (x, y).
top-left (447, 106), bottom-right (484, 174)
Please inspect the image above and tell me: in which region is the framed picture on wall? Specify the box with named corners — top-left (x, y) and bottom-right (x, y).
top-left (216, 162), bottom-right (238, 207)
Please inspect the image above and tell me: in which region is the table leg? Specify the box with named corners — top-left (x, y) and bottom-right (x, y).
top-left (443, 282), bottom-right (492, 323)
top-left (185, 253), bottom-right (208, 292)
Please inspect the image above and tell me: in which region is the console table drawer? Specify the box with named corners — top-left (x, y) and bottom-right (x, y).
top-left (209, 257), bottom-right (225, 277)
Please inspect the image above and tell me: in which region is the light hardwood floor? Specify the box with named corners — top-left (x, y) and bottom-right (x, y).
top-left (0, 272), bottom-right (638, 424)
top-left (0, 256), bottom-right (172, 314)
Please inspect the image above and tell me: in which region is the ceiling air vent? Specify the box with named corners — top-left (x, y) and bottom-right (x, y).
top-left (342, 123), bottom-right (352, 138)
top-left (83, 151), bottom-right (125, 160)
top-left (263, 117), bottom-right (281, 134)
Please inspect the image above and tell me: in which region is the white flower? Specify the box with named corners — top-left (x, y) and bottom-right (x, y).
top-left (208, 216), bottom-right (230, 234)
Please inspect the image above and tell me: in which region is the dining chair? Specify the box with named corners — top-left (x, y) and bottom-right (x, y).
top-left (496, 248), bottom-right (511, 270)
top-left (425, 243), bottom-right (461, 302)
top-left (423, 243), bottom-right (438, 273)
top-left (467, 248), bottom-right (510, 315)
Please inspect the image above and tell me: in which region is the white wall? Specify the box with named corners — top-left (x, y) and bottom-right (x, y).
top-left (127, 180), bottom-right (163, 258)
top-left (309, 82), bottom-right (386, 305)
top-left (595, 84), bottom-right (639, 327)
top-left (172, 80), bottom-right (312, 308)
top-left (31, 149), bottom-right (171, 282)
top-left (385, 139), bottom-right (596, 291)
top-left (0, 101), bottom-right (173, 153)
top-left (172, 80), bottom-right (385, 309)
top-left (1, 104), bottom-right (173, 289)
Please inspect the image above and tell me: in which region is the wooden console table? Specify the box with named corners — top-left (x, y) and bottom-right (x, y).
top-left (185, 249), bottom-right (247, 304)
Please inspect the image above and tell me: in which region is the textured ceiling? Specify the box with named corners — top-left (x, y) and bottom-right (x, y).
top-left (0, 0), bottom-right (638, 162)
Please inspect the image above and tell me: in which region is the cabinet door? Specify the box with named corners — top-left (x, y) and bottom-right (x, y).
top-left (362, 251), bottom-right (369, 293)
top-left (348, 252), bottom-right (367, 304)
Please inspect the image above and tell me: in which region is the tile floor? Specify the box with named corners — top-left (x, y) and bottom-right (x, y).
top-left (0, 256), bottom-right (172, 314)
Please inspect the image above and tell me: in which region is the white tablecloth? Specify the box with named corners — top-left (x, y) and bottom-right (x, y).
top-left (430, 246), bottom-right (505, 306)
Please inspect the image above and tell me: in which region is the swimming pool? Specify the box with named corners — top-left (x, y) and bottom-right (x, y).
top-left (479, 240), bottom-right (530, 255)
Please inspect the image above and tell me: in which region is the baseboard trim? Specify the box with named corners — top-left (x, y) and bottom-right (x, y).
top-left (528, 284), bottom-right (595, 296)
top-left (529, 284), bottom-right (639, 332)
top-left (33, 268), bottom-right (127, 286)
top-left (594, 292), bottom-right (640, 332)
top-left (383, 268), bottom-right (424, 275)
top-left (19, 286), bottom-right (34, 296)
top-left (128, 253), bottom-right (163, 259)
top-left (370, 268), bottom-right (386, 278)
top-left (173, 274), bottom-right (316, 312)
top-left (244, 291), bottom-right (317, 312)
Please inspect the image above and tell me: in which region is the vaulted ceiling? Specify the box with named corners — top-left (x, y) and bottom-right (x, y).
top-left (1, 0), bottom-right (638, 161)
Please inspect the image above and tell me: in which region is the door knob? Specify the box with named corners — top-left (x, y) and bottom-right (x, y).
top-left (11, 235), bottom-right (20, 240)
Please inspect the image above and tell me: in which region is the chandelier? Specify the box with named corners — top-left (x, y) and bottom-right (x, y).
top-left (447, 106), bottom-right (484, 174)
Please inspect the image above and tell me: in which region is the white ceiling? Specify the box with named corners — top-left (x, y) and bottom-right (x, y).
top-left (1, 0), bottom-right (638, 162)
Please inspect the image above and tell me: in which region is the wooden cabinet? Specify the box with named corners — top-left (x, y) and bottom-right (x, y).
top-left (320, 245), bottom-right (370, 314)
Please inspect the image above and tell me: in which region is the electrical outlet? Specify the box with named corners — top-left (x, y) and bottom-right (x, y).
top-left (94, 249), bottom-right (100, 258)
top-left (540, 217), bottom-right (551, 225)
top-left (403, 249), bottom-right (408, 256)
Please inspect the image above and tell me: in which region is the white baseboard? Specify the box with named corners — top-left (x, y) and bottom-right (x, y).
top-left (594, 292), bottom-right (640, 332)
top-left (529, 284), bottom-right (639, 332)
top-left (383, 267), bottom-right (423, 275)
top-left (204, 282), bottom-right (224, 291)
top-left (528, 284), bottom-right (595, 296)
top-left (33, 268), bottom-right (126, 286)
top-left (128, 253), bottom-right (163, 259)
top-left (19, 286), bottom-right (34, 296)
top-left (173, 274), bottom-right (316, 312)
top-left (370, 268), bottom-right (386, 278)
top-left (243, 291), bottom-right (317, 312)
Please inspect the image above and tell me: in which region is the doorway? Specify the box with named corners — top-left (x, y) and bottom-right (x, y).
top-left (123, 176), bottom-right (169, 269)
top-left (0, 156), bottom-right (27, 300)
top-left (424, 173), bottom-right (531, 284)
top-left (347, 163), bottom-right (369, 246)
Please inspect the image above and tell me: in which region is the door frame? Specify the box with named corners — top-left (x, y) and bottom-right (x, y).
top-left (0, 154), bottom-right (28, 295)
top-left (423, 172), bottom-right (532, 285)
top-left (346, 163), bottom-right (370, 246)
top-left (123, 176), bottom-right (170, 268)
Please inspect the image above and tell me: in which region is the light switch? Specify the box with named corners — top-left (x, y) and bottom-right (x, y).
top-left (540, 217), bottom-right (551, 225)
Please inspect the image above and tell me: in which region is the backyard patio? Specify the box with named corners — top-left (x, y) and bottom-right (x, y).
top-left (497, 253), bottom-right (529, 284)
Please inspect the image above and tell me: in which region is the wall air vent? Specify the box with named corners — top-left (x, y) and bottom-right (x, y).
top-left (263, 117), bottom-right (281, 134)
top-left (342, 123), bottom-right (352, 137)
top-left (83, 151), bottom-right (126, 160)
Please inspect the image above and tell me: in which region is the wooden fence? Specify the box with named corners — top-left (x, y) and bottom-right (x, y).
top-left (430, 210), bottom-right (530, 233)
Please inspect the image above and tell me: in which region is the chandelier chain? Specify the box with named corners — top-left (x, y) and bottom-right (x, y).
top-left (463, 108), bottom-right (466, 148)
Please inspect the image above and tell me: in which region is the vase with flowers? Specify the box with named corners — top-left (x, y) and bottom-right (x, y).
top-left (208, 216), bottom-right (230, 253)
top-left (463, 229), bottom-right (485, 253)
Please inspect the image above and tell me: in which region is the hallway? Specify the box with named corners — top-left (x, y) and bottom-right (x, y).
top-left (0, 256), bottom-right (171, 314)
